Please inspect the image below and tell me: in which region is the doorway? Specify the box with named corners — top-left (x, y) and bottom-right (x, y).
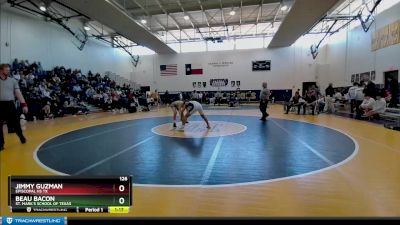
top-left (384, 70), bottom-right (398, 90)
top-left (302, 82), bottom-right (317, 96)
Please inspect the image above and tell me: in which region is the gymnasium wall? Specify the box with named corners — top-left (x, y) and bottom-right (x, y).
top-left (316, 1), bottom-right (400, 90)
top-left (133, 2), bottom-right (400, 93)
top-left (133, 44), bottom-right (317, 93)
top-left (0, 6), bottom-right (134, 80)
top-left (2, 1), bottom-right (398, 94)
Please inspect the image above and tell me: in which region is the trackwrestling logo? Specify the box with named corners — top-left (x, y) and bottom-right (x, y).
top-left (2, 217), bottom-right (64, 225)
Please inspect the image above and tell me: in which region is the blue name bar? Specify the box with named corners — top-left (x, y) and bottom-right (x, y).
top-left (1, 217), bottom-right (65, 225)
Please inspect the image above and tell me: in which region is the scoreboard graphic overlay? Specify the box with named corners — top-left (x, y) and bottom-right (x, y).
top-left (8, 176), bottom-right (132, 214)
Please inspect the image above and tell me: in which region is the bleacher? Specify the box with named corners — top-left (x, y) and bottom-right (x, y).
top-left (382, 107), bottom-right (400, 130)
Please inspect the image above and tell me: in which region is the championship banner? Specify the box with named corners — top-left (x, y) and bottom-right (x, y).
top-left (372, 20), bottom-right (400, 51)
top-left (210, 79), bottom-right (228, 87)
top-left (252, 60), bottom-right (271, 71)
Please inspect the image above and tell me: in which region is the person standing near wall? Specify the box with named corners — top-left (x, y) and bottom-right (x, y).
top-left (365, 80), bottom-right (377, 99)
top-left (388, 76), bottom-right (399, 108)
top-left (259, 82), bottom-right (270, 121)
top-left (348, 82), bottom-right (358, 114)
top-left (325, 83), bottom-right (334, 97)
top-left (0, 64), bottom-right (28, 151)
top-left (324, 83), bottom-right (335, 113)
top-left (355, 82), bottom-right (365, 119)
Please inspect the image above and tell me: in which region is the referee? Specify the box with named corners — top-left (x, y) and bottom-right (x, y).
top-left (0, 64), bottom-right (28, 151)
top-left (259, 82), bottom-right (270, 121)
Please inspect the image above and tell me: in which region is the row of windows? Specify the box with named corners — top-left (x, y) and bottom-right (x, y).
top-left (130, 37), bottom-right (273, 55)
top-left (130, 0), bottom-right (399, 56)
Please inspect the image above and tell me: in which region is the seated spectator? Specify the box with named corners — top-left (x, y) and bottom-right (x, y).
top-left (316, 95), bottom-right (326, 113)
top-left (285, 91), bottom-right (303, 114)
top-left (111, 89), bottom-right (121, 111)
top-left (102, 91), bottom-right (112, 110)
top-left (85, 87), bottom-right (95, 103)
top-left (52, 74), bottom-right (61, 84)
top-left (19, 75), bottom-right (27, 90)
top-left (37, 62), bottom-right (43, 74)
top-left (363, 91), bottom-right (386, 119)
top-left (64, 97), bottom-right (88, 115)
top-left (303, 91), bottom-right (317, 115)
top-left (72, 83), bottom-right (82, 95)
top-left (214, 91), bottom-right (222, 106)
top-left (334, 90), bottom-right (343, 102)
top-left (42, 98), bottom-right (52, 119)
top-left (228, 92), bottom-right (239, 107)
top-left (92, 90), bottom-right (103, 106)
top-left (5, 58), bottom-right (145, 121)
top-left (12, 71), bottom-right (21, 80)
top-left (12, 58), bottom-right (19, 70)
top-left (50, 93), bottom-right (65, 118)
top-left (26, 72), bottom-right (35, 87)
top-left (360, 94), bottom-right (375, 115)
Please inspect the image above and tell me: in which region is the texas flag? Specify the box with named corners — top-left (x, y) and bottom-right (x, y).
top-left (185, 64), bottom-right (203, 75)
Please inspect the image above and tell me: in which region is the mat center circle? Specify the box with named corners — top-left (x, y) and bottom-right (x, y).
top-left (151, 121), bottom-right (247, 138)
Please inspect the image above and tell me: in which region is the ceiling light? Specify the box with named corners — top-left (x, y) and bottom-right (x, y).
top-left (184, 15), bottom-right (189, 20)
top-left (281, 5), bottom-right (288, 11)
top-left (141, 19), bottom-right (147, 24)
top-left (84, 26), bottom-right (91, 31)
top-left (229, 10), bottom-right (236, 16)
top-left (38, 1), bottom-right (47, 11)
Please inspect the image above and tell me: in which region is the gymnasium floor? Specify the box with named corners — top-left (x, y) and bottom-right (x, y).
top-left (1, 104), bottom-right (399, 217)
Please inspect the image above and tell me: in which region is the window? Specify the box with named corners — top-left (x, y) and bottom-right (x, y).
top-left (207, 39), bottom-right (234, 51)
top-left (130, 46), bottom-right (155, 55)
top-left (167, 43), bottom-right (181, 53)
top-left (181, 41), bottom-right (206, 53)
top-left (263, 36), bottom-right (273, 47)
top-left (236, 37), bottom-right (264, 49)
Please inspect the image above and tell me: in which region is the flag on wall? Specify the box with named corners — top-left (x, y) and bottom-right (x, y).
top-left (160, 64), bottom-right (177, 76)
top-left (185, 64), bottom-right (203, 75)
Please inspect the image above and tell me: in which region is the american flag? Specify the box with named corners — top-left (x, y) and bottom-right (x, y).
top-left (160, 64), bottom-right (177, 76)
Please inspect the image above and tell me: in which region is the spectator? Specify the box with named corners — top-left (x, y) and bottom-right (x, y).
top-left (4, 58), bottom-right (143, 121)
top-left (364, 80), bottom-right (377, 99)
top-left (334, 89), bottom-right (343, 102)
top-left (325, 83), bottom-right (334, 97)
top-left (364, 92), bottom-right (386, 119)
top-left (348, 82), bottom-right (358, 113)
top-left (285, 91), bottom-right (303, 114)
top-left (26, 72), bottom-right (35, 87)
top-left (164, 90), bottom-right (171, 105)
top-left (37, 62), bottom-right (43, 74)
top-left (72, 83), bottom-right (82, 95)
top-left (324, 83), bottom-right (335, 113)
top-left (12, 59), bottom-right (19, 70)
top-left (387, 76), bottom-right (399, 108)
top-left (355, 83), bottom-right (365, 118)
top-left (13, 71), bottom-right (21, 80)
top-left (360, 94), bottom-right (375, 115)
top-left (214, 91), bottom-right (222, 106)
top-left (303, 91), bottom-right (317, 115)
